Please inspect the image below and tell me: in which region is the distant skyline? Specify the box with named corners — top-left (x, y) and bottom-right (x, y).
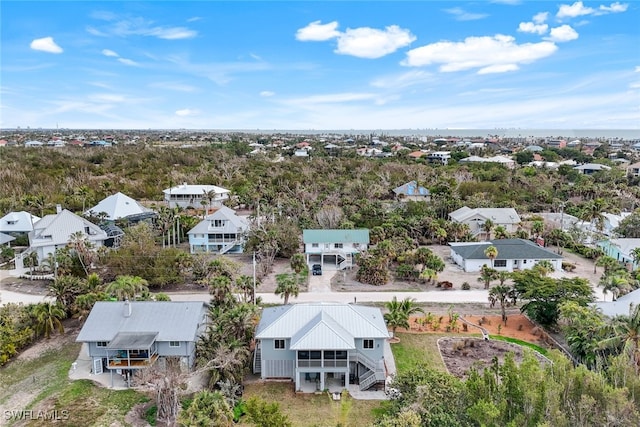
top-left (1, 1), bottom-right (639, 130)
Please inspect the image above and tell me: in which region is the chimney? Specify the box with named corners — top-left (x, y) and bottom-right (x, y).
top-left (124, 300), bottom-right (131, 317)
top-left (56, 204), bottom-right (62, 214)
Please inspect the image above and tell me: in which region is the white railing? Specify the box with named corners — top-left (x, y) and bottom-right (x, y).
top-left (349, 352), bottom-right (377, 372)
top-left (253, 346), bottom-right (261, 374)
top-left (218, 240), bottom-right (240, 255)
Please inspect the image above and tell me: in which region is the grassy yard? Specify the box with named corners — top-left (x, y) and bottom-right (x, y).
top-left (238, 382), bottom-right (380, 427)
top-left (0, 339), bottom-right (148, 427)
top-left (391, 333), bottom-right (448, 373)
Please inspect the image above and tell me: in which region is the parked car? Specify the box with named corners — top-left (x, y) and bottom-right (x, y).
top-left (312, 264), bottom-right (322, 275)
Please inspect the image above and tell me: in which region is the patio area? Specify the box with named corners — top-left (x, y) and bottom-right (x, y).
top-left (297, 372), bottom-right (346, 393)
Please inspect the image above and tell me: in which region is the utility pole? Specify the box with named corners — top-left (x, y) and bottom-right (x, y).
top-left (252, 251), bottom-right (257, 305)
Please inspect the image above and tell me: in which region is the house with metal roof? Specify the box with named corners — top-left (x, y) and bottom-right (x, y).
top-left (0, 232), bottom-right (15, 246)
top-left (573, 163), bottom-right (612, 175)
top-left (253, 303), bottom-right (390, 393)
top-left (27, 208), bottom-right (108, 263)
top-left (187, 206), bottom-right (249, 254)
top-left (449, 238), bottom-right (563, 272)
top-left (303, 229), bottom-right (369, 270)
top-left (392, 181), bottom-right (431, 202)
top-left (163, 183), bottom-right (230, 209)
top-left (0, 211), bottom-right (40, 235)
top-left (597, 238), bottom-right (640, 271)
top-left (594, 289), bottom-right (640, 317)
top-left (85, 192), bottom-right (154, 222)
top-left (76, 301), bottom-right (208, 387)
top-left (449, 206), bottom-right (521, 238)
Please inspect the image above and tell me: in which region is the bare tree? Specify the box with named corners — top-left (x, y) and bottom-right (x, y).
top-left (315, 205), bottom-right (344, 228)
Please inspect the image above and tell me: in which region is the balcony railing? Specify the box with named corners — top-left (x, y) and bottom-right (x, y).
top-left (108, 353), bottom-right (159, 369)
top-left (297, 359), bottom-right (347, 368)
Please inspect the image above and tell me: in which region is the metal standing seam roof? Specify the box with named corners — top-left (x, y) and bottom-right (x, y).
top-left (29, 209), bottom-right (108, 247)
top-left (302, 229), bottom-right (370, 244)
top-left (107, 332), bottom-right (158, 349)
top-left (449, 207), bottom-right (521, 225)
top-left (290, 311), bottom-right (356, 350)
top-left (162, 184), bottom-right (230, 196)
top-left (0, 211), bottom-right (40, 233)
top-left (85, 192), bottom-right (152, 221)
top-left (256, 303), bottom-right (389, 343)
top-left (187, 206), bottom-right (249, 235)
top-left (450, 238), bottom-right (562, 260)
top-left (0, 232), bottom-right (16, 245)
top-left (76, 301), bottom-right (207, 343)
top-left (392, 181), bottom-right (430, 197)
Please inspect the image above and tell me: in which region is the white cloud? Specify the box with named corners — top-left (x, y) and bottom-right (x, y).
top-left (403, 35), bottom-right (557, 74)
top-left (89, 14), bottom-right (197, 40)
top-left (89, 93), bottom-right (126, 103)
top-left (635, 66), bottom-right (640, 72)
top-left (147, 27), bottom-right (197, 40)
top-left (478, 64), bottom-right (520, 74)
top-left (518, 22), bottom-right (549, 35)
top-left (285, 92), bottom-right (377, 106)
top-left (444, 7), bottom-right (489, 21)
top-left (30, 37), bottom-right (63, 54)
top-left (260, 91), bottom-right (275, 97)
top-left (175, 109), bottom-right (199, 117)
top-left (557, 1), bottom-right (628, 19)
top-left (296, 22), bottom-right (415, 59)
top-left (335, 25), bottom-right (416, 59)
top-left (599, 2), bottom-right (628, 13)
top-left (117, 58), bottom-right (140, 66)
top-left (187, 16), bottom-right (202, 23)
top-left (296, 21), bottom-right (340, 41)
top-left (557, 2), bottom-right (595, 18)
top-left (533, 12), bottom-right (549, 24)
top-left (370, 70), bottom-right (434, 89)
top-left (101, 49), bottom-right (119, 57)
top-left (546, 25), bottom-right (579, 42)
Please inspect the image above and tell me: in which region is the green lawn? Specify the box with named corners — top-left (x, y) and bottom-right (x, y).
top-left (489, 335), bottom-right (549, 356)
top-left (239, 382), bottom-right (380, 427)
top-left (391, 333), bottom-right (448, 373)
top-left (0, 340), bottom-right (148, 427)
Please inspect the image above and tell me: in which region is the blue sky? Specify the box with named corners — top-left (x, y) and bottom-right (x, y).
top-left (1, 1), bottom-right (638, 130)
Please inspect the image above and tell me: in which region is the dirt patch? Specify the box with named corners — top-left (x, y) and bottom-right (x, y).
top-left (0, 276), bottom-right (50, 295)
top-left (438, 337), bottom-right (549, 379)
top-left (398, 314), bottom-right (545, 346)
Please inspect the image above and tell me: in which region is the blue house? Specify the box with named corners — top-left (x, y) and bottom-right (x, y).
top-left (76, 301), bottom-right (208, 387)
top-left (392, 181), bottom-right (431, 202)
top-left (253, 303), bottom-right (390, 393)
top-left (187, 206), bottom-right (249, 254)
top-left (597, 238), bottom-right (640, 270)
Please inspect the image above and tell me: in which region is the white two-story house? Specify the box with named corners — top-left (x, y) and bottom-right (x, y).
top-left (187, 206), bottom-right (249, 254)
top-left (163, 183), bottom-right (230, 210)
top-left (254, 303), bottom-right (390, 393)
top-left (303, 229), bottom-right (369, 270)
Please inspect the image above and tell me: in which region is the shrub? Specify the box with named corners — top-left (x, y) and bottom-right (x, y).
top-left (461, 282), bottom-right (471, 290)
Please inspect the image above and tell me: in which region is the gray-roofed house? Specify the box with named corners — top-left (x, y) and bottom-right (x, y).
top-left (303, 229), bottom-right (369, 270)
top-left (449, 238), bottom-right (563, 272)
top-left (574, 163), bottom-right (612, 175)
top-left (449, 206), bottom-right (521, 238)
top-left (76, 301), bottom-right (208, 387)
top-left (85, 192), bottom-right (154, 222)
top-left (253, 303), bottom-right (390, 393)
top-left (163, 183), bottom-right (230, 209)
top-left (0, 232), bottom-right (15, 246)
top-left (594, 289), bottom-right (640, 317)
top-left (27, 208), bottom-right (108, 263)
top-left (597, 238), bottom-right (640, 270)
top-left (187, 206), bottom-right (249, 254)
top-left (392, 181), bottom-right (431, 202)
top-left (0, 211), bottom-right (40, 235)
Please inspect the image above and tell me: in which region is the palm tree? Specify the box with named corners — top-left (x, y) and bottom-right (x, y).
top-left (290, 253), bottom-right (307, 275)
top-left (178, 390), bottom-right (233, 427)
top-left (483, 219), bottom-right (494, 241)
top-left (489, 285), bottom-right (512, 325)
top-left (32, 302), bottom-right (66, 339)
top-left (384, 296), bottom-right (424, 338)
top-left (47, 276), bottom-right (83, 312)
top-left (531, 220), bottom-right (544, 239)
top-left (105, 275), bottom-right (149, 301)
top-left (275, 273), bottom-right (299, 304)
top-left (484, 245), bottom-right (498, 268)
top-left (478, 265), bottom-right (497, 290)
top-left (75, 185), bottom-right (92, 213)
top-left (599, 304), bottom-right (640, 374)
top-left (631, 247), bottom-right (640, 270)
top-left (493, 225), bottom-right (509, 239)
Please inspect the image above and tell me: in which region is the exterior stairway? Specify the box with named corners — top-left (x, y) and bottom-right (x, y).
top-left (218, 240), bottom-right (239, 255)
top-left (253, 344), bottom-right (261, 374)
top-left (349, 352), bottom-right (385, 391)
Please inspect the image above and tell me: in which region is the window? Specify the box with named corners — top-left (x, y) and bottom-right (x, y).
top-left (274, 339), bottom-right (285, 350)
top-left (213, 220), bottom-right (224, 227)
top-left (523, 260), bottom-right (527, 264)
top-left (494, 260), bottom-right (507, 267)
top-left (312, 243), bottom-right (319, 248)
top-left (353, 243), bottom-right (360, 249)
top-left (363, 339), bottom-right (374, 349)
top-left (96, 341), bottom-right (107, 347)
top-left (169, 341), bottom-right (180, 348)
top-left (334, 243), bottom-right (343, 249)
